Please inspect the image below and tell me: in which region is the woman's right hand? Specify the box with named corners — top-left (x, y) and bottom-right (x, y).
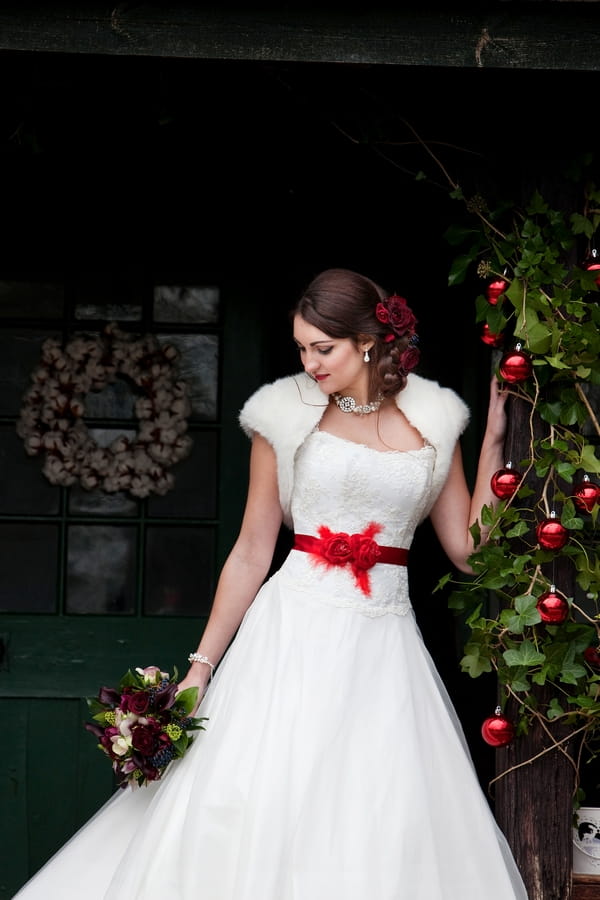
top-left (177, 665), bottom-right (212, 714)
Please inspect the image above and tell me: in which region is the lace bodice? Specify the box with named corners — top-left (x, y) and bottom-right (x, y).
top-left (278, 430), bottom-right (436, 616)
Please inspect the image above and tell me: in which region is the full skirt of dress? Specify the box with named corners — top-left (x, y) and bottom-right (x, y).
top-left (14, 433), bottom-right (528, 899)
top-left (15, 573), bottom-right (527, 899)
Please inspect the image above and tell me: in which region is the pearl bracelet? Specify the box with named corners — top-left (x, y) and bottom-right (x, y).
top-left (188, 652), bottom-right (215, 679)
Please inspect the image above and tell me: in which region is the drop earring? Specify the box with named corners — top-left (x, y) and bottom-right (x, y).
top-left (363, 349), bottom-right (370, 363)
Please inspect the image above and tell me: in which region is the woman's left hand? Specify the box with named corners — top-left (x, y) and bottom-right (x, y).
top-left (485, 375), bottom-right (508, 445)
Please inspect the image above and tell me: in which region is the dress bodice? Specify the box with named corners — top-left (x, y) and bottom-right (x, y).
top-left (279, 430), bottom-right (436, 617)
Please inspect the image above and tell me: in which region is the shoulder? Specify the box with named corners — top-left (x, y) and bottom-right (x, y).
top-left (396, 373), bottom-right (470, 445)
top-left (239, 373), bottom-right (327, 441)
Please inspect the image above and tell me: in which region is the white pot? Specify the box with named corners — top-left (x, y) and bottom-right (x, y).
top-left (573, 807), bottom-right (600, 874)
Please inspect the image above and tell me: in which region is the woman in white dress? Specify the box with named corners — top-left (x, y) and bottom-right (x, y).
top-left (14, 268), bottom-right (528, 899)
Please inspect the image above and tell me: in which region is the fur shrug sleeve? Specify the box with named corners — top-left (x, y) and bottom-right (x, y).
top-left (239, 372), bottom-right (470, 529)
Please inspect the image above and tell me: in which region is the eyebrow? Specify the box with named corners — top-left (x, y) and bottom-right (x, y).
top-left (293, 338), bottom-right (334, 347)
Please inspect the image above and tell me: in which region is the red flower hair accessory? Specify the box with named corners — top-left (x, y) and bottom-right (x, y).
top-left (375, 294), bottom-right (418, 337)
top-left (375, 294), bottom-right (420, 374)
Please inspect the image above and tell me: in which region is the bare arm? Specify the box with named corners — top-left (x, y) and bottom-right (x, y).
top-left (429, 376), bottom-right (507, 573)
top-left (178, 433), bottom-right (283, 697)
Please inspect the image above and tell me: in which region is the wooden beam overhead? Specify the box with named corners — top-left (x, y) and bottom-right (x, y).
top-left (0, 3), bottom-right (600, 71)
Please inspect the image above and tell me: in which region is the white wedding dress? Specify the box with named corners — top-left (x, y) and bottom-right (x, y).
top-left (14, 430), bottom-right (528, 899)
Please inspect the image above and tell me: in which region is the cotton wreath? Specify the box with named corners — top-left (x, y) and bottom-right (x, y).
top-left (16, 323), bottom-right (193, 498)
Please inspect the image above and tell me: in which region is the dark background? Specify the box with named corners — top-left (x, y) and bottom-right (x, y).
top-left (1, 47), bottom-right (597, 791)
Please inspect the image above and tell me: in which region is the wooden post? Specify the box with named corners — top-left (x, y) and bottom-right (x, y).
top-left (493, 391), bottom-right (577, 900)
top-left (495, 688), bottom-right (576, 900)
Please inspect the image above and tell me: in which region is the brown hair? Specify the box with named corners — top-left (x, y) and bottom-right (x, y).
top-left (291, 268), bottom-right (416, 398)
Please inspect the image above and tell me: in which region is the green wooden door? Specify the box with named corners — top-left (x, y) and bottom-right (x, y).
top-left (0, 278), bottom-right (263, 898)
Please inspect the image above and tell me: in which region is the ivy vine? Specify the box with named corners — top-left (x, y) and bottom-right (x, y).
top-left (438, 162), bottom-right (600, 801)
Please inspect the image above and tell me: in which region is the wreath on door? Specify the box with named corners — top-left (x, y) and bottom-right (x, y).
top-left (16, 323), bottom-right (193, 498)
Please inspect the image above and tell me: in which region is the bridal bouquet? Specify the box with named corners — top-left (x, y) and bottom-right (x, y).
top-left (84, 665), bottom-right (207, 789)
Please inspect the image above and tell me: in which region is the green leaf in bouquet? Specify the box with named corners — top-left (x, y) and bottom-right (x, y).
top-left (86, 697), bottom-right (106, 715)
top-left (119, 669), bottom-right (139, 689)
top-left (186, 716), bottom-right (209, 732)
top-left (175, 686), bottom-right (200, 715)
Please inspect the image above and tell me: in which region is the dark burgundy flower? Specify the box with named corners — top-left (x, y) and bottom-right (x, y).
top-left (84, 721), bottom-right (105, 740)
top-left (98, 686), bottom-right (121, 707)
top-left (153, 683), bottom-right (178, 712)
top-left (398, 346), bottom-right (420, 374)
top-left (131, 725), bottom-right (158, 755)
top-left (320, 532), bottom-right (353, 565)
top-left (135, 754), bottom-right (160, 781)
top-left (387, 295), bottom-right (417, 335)
top-left (350, 535), bottom-right (381, 570)
top-left (375, 302), bottom-right (390, 324)
top-left (126, 690), bottom-right (150, 715)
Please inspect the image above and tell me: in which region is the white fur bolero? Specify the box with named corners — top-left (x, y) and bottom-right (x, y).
top-left (239, 372), bottom-right (470, 529)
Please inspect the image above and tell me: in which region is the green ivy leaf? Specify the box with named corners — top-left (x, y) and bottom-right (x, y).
top-left (506, 520), bottom-right (531, 538)
top-left (503, 594), bottom-right (542, 633)
top-left (548, 697), bottom-right (565, 719)
top-left (448, 253), bottom-right (476, 287)
top-left (506, 667), bottom-right (532, 693)
top-left (503, 641), bottom-right (546, 667)
top-left (581, 443), bottom-right (600, 473)
top-left (560, 660), bottom-right (588, 686)
top-left (460, 646), bottom-right (493, 678)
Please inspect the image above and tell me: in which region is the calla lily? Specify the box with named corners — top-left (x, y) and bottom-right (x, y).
top-left (98, 686), bottom-right (121, 707)
top-left (153, 683), bottom-right (178, 711)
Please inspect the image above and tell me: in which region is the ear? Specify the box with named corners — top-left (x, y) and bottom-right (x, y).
top-left (358, 335), bottom-right (375, 353)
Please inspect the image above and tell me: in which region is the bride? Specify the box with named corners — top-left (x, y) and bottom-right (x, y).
top-left (14, 267), bottom-right (528, 899)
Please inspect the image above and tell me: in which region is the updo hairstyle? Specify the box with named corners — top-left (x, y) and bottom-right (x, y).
top-left (291, 267), bottom-right (417, 398)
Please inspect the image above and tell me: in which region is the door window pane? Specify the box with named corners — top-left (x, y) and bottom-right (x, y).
top-left (0, 330), bottom-right (61, 414)
top-left (161, 333), bottom-right (218, 420)
top-left (144, 526), bottom-right (215, 616)
top-left (81, 382), bottom-right (137, 419)
top-left (0, 425), bottom-right (60, 515)
top-left (69, 483), bottom-right (138, 516)
top-left (0, 281), bottom-right (64, 318)
top-left (66, 525), bottom-right (137, 614)
top-left (0, 523), bottom-right (58, 612)
top-left (75, 303), bottom-right (142, 321)
top-left (73, 275), bottom-right (142, 321)
top-left (146, 430), bottom-right (218, 518)
top-left (153, 285), bottom-right (219, 324)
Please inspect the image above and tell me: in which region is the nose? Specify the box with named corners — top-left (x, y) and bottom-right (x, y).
top-left (304, 352), bottom-right (320, 374)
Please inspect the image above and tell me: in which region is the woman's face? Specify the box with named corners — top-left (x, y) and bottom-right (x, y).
top-left (293, 314), bottom-right (369, 398)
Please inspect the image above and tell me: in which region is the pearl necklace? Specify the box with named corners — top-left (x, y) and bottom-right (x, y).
top-left (332, 392), bottom-right (383, 416)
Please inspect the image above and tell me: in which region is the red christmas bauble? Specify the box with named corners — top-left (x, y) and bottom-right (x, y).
top-left (573, 477), bottom-right (600, 514)
top-left (491, 466), bottom-right (522, 500)
top-left (486, 278), bottom-right (509, 305)
top-left (499, 346), bottom-right (532, 383)
top-left (583, 254), bottom-right (600, 285)
top-left (584, 646), bottom-right (600, 668)
top-left (536, 516), bottom-right (569, 550)
top-left (536, 589), bottom-right (569, 624)
top-left (481, 708), bottom-right (515, 747)
top-left (480, 324), bottom-right (505, 348)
